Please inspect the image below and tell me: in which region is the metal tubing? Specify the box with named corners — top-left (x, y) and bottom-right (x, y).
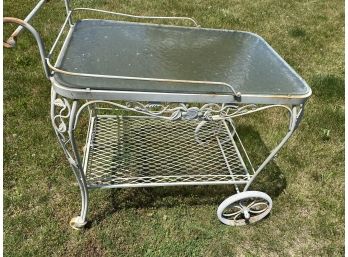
top-left (73, 100), bottom-right (174, 129)
top-left (5, 0), bottom-right (47, 45)
top-left (47, 61), bottom-right (240, 98)
top-left (48, 11), bottom-right (73, 57)
top-left (72, 7), bottom-right (200, 27)
top-left (3, 17), bottom-right (50, 78)
top-left (294, 104), bottom-right (304, 130)
top-left (50, 88), bottom-right (88, 224)
top-left (50, 88), bottom-right (65, 149)
top-left (64, 0), bottom-right (73, 26)
top-left (52, 81), bottom-right (309, 105)
top-left (88, 180), bottom-right (249, 190)
top-left (68, 101), bottom-right (89, 223)
top-left (230, 104), bottom-right (292, 118)
top-left (243, 106), bottom-right (298, 191)
top-left (227, 118), bottom-right (255, 175)
top-left (222, 120), bottom-right (251, 180)
top-left (82, 116), bottom-right (94, 175)
top-left (216, 136), bottom-right (241, 193)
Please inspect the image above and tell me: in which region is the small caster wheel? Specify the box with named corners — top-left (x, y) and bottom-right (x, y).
top-left (69, 216), bottom-right (87, 230)
top-left (217, 191), bottom-right (272, 226)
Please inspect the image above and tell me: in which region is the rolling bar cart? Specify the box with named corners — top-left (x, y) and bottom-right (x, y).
top-left (4, 0), bottom-right (311, 229)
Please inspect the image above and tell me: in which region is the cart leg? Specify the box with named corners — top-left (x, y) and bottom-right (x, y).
top-left (218, 105), bottom-right (302, 225)
top-left (68, 163), bottom-right (88, 230)
top-left (50, 88), bottom-right (88, 229)
top-left (242, 106), bottom-right (300, 192)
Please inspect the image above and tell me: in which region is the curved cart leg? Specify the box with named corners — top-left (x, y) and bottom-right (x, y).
top-left (50, 88), bottom-right (88, 229)
top-left (242, 105), bottom-right (300, 192)
top-left (217, 105), bottom-right (302, 226)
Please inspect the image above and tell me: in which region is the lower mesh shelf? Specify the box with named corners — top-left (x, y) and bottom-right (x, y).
top-left (84, 116), bottom-right (250, 188)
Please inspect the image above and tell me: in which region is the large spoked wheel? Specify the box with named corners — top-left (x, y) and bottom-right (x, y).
top-left (217, 191), bottom-right (272, 226)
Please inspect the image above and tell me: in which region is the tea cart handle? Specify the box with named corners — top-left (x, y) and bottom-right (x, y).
top-left (3, 17), bottom-right (50, 79)
top-left (4, 0), bottom-right (48, 47)
top-left (3, 0), bottom-right (50, 78)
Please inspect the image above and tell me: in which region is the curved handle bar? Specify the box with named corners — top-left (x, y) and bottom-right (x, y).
top-left (5, 0), bottom-right (48, 47)
top-left (72, 8), bottom-right (200, 27)
top-left (3, 17), bottom-right (50, 79)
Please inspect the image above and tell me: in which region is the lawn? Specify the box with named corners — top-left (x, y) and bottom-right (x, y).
top-left (3, 0), bottom-right (344, 256)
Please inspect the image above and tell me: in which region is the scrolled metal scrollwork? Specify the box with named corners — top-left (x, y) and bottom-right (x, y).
top-left (50, 88), bottom-right (89, 229)
top-left (75, 100), bottom-right (293, 130)
top-left (121, 102), bottom-right (259, 121)
top-left (52, 97), bottom-right (71, 142)
top-left (50, 91), bottom-right (81, 164)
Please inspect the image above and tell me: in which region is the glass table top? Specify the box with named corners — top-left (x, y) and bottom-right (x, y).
top-left (54, 19), bottom-right (310, 97)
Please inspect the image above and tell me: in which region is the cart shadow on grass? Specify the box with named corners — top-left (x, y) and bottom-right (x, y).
top-left (89, 124), bottom-right (287, 225)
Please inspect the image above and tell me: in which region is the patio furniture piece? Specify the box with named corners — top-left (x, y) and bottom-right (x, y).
top-left (4, 0), bottom-right (311, 229)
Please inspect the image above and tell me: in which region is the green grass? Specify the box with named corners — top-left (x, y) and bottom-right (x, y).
top-left (4, 0), bottom-right (344, 256)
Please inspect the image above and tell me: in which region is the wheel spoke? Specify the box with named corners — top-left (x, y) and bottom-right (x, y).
top-left (223, 205), bottom-right (242, 217)
top-left (247, 200), bottom-right (256, 208)
top-left (233, 212), bottom-right (243, 222)
top-left (223, 210), bottom-right (241, 218)
top-left (239, 201), bottom-right (246, 209)
top-left (249, 202), bottom-right (269, 214)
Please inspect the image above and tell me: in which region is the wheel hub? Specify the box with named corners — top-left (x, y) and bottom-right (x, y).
top-left (242, 207), bottom-right (250, 220)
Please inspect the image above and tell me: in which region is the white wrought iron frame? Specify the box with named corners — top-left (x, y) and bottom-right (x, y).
top-left (4, 0), bottom-right (310, 228)
top-left (50, 86), bottom-right (303, 227)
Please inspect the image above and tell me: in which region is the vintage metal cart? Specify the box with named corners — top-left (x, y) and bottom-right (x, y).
top-left (4, 0), bottom-right (311, 229)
